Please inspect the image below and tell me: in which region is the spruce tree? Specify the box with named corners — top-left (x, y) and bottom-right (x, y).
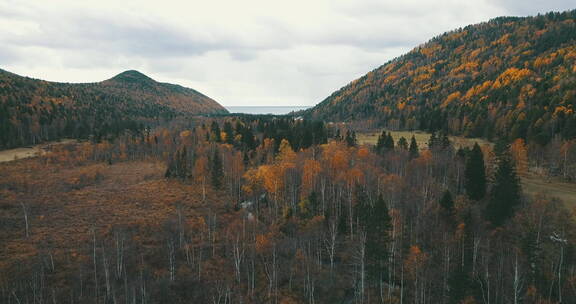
top-left (385, 132), bottom-right (395, 150)
top-left (485, 153), bottom-right (522, 227)
top-left (409, 135), bottom-right (419, 159)
top-left (439, 190), bottom-right (456, 226)
top-left (223, 121), bottom-right (234, 144)
top-left (210, 121), bottom-right (221, 142)
top-left (365, 195), bottom-right (392, 280)
top-left (397, 136), bottom-right (408, 150)
top-left (440, 131), bottom-right (451, 149)
top-left (428, 131), bottom-right (438, 149)
top-left (375, 130), bottom-right (387, 153)
top-left (345, 130), bottom-right (357, 147)
top-left (211, 149), bottom-right (224, 189)
top-left (464, 143), bottom-right (486, 200)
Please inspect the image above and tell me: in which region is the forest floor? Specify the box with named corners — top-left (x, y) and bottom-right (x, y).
top-left (358, 130), bottom-right (576, 208)
top-left (0, 139), bottom-right (77, 163)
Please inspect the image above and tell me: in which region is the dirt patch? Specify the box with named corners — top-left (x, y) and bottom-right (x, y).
top-left (0, 139), bottom-right (77, 163)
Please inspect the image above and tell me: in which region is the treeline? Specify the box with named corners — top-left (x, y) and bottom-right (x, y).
top-left (308, 10), bottom-right (576, 145)
top-left (2, 116), bottom-right (574, 303)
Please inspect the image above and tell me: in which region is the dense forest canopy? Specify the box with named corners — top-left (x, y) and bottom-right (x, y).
top-left (0, 69), bottom-right (227, 148)
top-left (307, 10), bottom-right (576, 144)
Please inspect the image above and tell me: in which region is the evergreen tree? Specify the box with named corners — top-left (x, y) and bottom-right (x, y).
top-left (211, 149), bottom-right (224, 189)
top-left (397, 136), bottom-right (408, 150)
top-left (355, 190), bottom-right (392, 280)
top-left (439, 190), bottom-right (456, 227)
top-left (409, 135), bottom-right (419, 159)
top-left (440, 131), bottom-right (451, 149)
top-left (223, 121), bottom-right (234, 144)
top-left (485, 153), bottom-right (522, 226)
top-left (210, 121), bottom-right (221, 142)
top-left (375, 130), bottom-right (387, 153)
top-left (242, 127), bottom-right (256, 150)
top-left (365, 195), bottom-right (392, 280)
top-left (428, 131), bottom-right (438, 149)
top-left (385, 132), bottom-right (395, 150)
top-left (376, 131), bottom-right (394, 153)
top-left (345, 130), bottom-right (357, 147)
top-left (464, 143), bottom-right (486, 200)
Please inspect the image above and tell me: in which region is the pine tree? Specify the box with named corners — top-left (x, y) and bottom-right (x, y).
top-left (223, 121), bottom-right (234, 144)
top-left (485, 152), bottom-right (522, 227)
top-left (397, 136), bottom-right (408, 150)
top-left (345, 130), bottom-right (357, 147)
top-left (385, 132), bottom-right (395, 150)
top-left (439, 190), bottom-right (455, 226)
top-left (464, 143), bottom-right (486, 200)
top-left (365, 195), bottom-right (392, 280)
top-left (428, 131), bottom-right (438, 149)
top-left (440, 131), bottom-right (451, 149)
top-left (211, 149), bottom-right (224, 189)
top-left (375, 130), bottom-right (387, 153)
top-left (375, 131), bottom-right (394, 153)
top-left (409, 135), bottom-right (419, 159)
top-left (210, 121), bottom-right (221, 142)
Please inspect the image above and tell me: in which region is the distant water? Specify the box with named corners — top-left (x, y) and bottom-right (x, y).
top-left (225, 106), bottom-right (311, 115)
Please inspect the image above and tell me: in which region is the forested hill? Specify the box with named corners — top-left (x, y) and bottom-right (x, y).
top-left (0, 69), bottom-right (227, 148)
top-left (306, 10), bottom-right (576, 144)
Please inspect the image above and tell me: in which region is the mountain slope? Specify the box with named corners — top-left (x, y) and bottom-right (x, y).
top-left (0, 69), bottom-right (227, 148)
top-left (307, 10), bottom-right (576, 143)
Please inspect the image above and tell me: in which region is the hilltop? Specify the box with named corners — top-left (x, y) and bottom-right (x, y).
top-left (0, 69), bottom-right (227, 148)
top-left (306, 10), bottom-right (576, 144)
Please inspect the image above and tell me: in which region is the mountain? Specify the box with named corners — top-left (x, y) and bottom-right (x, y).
top-left (306, 10), bottom-right (576, 144)
top-left (0, 69), bottom-right (227, 148)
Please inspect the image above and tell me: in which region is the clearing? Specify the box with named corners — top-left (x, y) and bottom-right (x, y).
top-left (358, 129), bottom-right (576, 207)
top-left (0, 139), bottom-right (76, 163)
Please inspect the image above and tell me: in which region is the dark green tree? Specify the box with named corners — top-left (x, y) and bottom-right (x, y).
top-left (428, 131), bottom-right (438, 149)
top-left (355, 190), bottom-right (392, 281)
top-left (210, 121), bottom-right (221, 143)
top-left (211, 149), bottom-right (224, 189)
top-left (409, 135), bottom-right (419, 159)
top-left (464, 143), bottom-right (486, 200)
top-left (439, 190), bottom-right (456, 227)
top-left (365, 195), bottom-right (392, 280)
top-left (345, 130), bottom-right (357, 147)
top-left (375, 130), bottom-right (387, 153)
top-left (485, 153), bottom-right (522, 227)
top-left (397, 136), bottom-right (408, 150)
top-left (223, 121), bottom-right (234, 144)
top-left (385, 132), bottom-right (395, 150)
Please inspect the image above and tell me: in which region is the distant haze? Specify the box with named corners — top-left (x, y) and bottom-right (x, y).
top-left (225, 106), bottom-right (310, 115)
top-left (1, 0), bottom-right (574, 106)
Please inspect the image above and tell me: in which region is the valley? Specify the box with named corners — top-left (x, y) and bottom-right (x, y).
top-left (1, 9), bottom-right (576, 304)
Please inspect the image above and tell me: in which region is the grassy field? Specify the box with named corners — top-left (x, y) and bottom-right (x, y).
top-left (357, 130), bottom-right (492, 150)
top-left (521, 174), bottom-right (576, 208)
top-left (358, 129), bottom-right (576, 208)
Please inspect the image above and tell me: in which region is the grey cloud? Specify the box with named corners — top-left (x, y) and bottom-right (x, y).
top-left (489, 0), bottom-right (575, 15)
top-left (0, 46), bottom-right (20, 65)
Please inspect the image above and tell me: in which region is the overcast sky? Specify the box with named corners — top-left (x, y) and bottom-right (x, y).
top-left (0, 0), bottom-right (573, 106)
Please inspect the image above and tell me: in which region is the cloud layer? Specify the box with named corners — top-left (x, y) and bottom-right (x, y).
top-left (0, 0), bottom-right (573, 106)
